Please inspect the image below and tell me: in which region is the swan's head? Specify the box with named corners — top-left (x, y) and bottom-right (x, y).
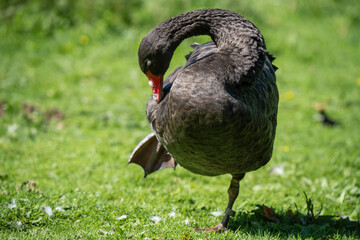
top-left (138, 29), bottom-right (173, 103)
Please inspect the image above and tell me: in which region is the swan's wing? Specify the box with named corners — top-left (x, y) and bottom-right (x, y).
top-left (185, 41), bottom-right (217, 68)
top-left (159, 42), bottom-right (217, 100)
top-left (162, 41), bottom-right (217, 93)
top-left (128, 132), bottom-right (177, 177)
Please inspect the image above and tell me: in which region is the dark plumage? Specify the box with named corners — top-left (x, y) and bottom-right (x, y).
top-left (129, 9), bottom-right (279, 232)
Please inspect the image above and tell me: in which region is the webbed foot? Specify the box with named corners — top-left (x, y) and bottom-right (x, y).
top-left (128, 132), bottom-right (176, 177)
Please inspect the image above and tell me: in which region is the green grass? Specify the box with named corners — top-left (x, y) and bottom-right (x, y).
top-left (1, 0), bottom-right (360, 239)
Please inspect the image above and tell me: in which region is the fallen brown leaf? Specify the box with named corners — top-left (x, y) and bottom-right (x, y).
top-left (45, 108), bottom-right (65, 122)
top-left (18, 180), bottom-right (39, 193)
top-left (263, 204), bottom-right (280, 223)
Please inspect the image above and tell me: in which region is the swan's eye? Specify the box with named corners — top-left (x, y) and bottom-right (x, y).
top-left (146, 60), bottom-right (151, 68)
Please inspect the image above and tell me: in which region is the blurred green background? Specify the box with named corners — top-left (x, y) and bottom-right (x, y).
top-left (0, 0), bottom-right (359, 239)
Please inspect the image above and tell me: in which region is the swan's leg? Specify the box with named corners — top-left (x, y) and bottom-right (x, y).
top-left (195, 174), bottom-right (245, 233)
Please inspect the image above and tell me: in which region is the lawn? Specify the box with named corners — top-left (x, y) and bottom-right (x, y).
top-left (0, 0), bottom-right (359, 239)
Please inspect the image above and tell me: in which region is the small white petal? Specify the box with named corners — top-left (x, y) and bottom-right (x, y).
top-left (42, 206), bottom-right (53, 217)
top-left (184, 218), bottom-right (190, 225)
top-left (117, 215), bottom-right (127, 220)
top-left (252, 185), bottom-right (263, 191)
top-left (8, 199), bottom-right (16, 209)
top-left (55, 206), bottom-right (65, 212)
top-left (7, 124), bottom-right (18, 135)
top-left (169, 211), bottom-right (176, 217)
top-left (270, 166), bottom-right (285, 175)
top-left (211, 211), bottom-right (223, 217)
top-left (150, 216), bottom-right (161, 223)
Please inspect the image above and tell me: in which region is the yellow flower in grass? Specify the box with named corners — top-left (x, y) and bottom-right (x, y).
top-left (79, 34), bottom-right (89, 45)
top-left (283, 146), bottom-right (290, 152)
top-left (284, 90), bottom-right (294, 100)
top-left (357, 77), bottom-right (360, 86)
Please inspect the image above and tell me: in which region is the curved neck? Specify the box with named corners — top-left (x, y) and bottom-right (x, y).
top-left (153, 9), bottom-right (266, 85)
top-left (155, 9), bottom-right (265, 54)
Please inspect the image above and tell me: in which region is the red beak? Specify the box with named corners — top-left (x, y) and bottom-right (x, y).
top-left (146, 71), bottom-right (163, 103)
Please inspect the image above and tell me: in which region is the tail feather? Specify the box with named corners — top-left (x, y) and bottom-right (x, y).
top-left (266, 52), bottom-right (278, 71)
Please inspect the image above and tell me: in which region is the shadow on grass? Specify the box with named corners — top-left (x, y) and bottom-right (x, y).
top-left (228, 205), bottom-right (360, 239)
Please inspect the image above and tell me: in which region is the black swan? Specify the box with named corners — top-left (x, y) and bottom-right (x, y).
top-left (129, 9), bottom-right (279, 232)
